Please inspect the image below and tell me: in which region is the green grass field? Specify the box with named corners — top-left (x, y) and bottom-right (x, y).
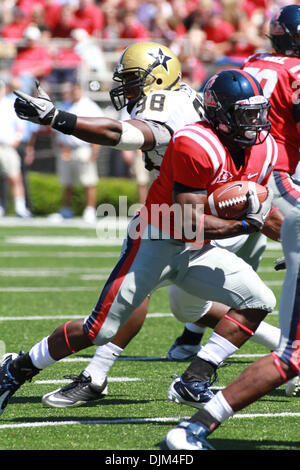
top-left (0, 217), bottom-right (299, 452)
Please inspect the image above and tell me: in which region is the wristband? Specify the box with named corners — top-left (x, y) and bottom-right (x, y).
top-left (51, 110), bottom-right (77, 135)
top-left (241, 219), bottom-right (248, 232)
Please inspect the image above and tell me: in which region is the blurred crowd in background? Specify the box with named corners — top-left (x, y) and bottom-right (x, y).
top-left (1, 0), bottom-right (295, 92)
top-left (0, 0), bottom-right (298, 219)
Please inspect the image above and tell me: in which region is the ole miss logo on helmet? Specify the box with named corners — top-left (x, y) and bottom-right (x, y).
top-left (204, 89), bottom-right (217, 107)
top-left (204, 75), bottom-right (219, 107)
top-left (271, 20), bottom-right (285, 35)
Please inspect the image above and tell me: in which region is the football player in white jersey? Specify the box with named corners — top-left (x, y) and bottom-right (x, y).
top-left (11, 42), bottom-right (283, 409)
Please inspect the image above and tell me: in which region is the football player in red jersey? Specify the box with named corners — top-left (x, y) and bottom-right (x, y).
top-left (0, 68), bottom-right (280, 418)
top-left (9, 42), bottom-right (284, 411)
top-left (170, 3), bottom-right (300, 397)
top-left (164, 203), bottom-right (300, 451)
top-left (241, 3), bottom-right (300, 396)
top-left (242, 4), bottom-right (300, 214)
top-left (162, 6), bottom-right (300, 450)
top-left (162, 196), bottom-right (300, 450)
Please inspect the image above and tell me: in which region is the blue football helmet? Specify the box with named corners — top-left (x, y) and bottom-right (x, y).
top-left (203, 69), bottom-right (270, 148)
top-left (269, 5), bottom-right (300, 58)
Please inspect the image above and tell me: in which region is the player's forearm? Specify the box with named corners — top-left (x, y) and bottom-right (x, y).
top-left (203, 214), bottom-right (255, 239)
top-left (72, 117), bottom-right (123, 146)
top-left (261, 207), bottom-right (284, 241)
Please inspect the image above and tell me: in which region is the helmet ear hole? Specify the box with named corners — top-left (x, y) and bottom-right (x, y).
top-left (156, 78), bottom-right (163, 85)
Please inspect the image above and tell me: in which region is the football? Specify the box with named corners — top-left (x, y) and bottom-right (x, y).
top-left (205, 181), bottom-right (268, 219)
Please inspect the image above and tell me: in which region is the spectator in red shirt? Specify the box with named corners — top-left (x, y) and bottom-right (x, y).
top-left (72, 0), bottom-right (105, 37)
top-left (1, 7), bottom-right (31, 44)
top-left (46, 42), bottom-right (82, 85)
top-left (11, 25), bottom-right (52, 93)
top-left (119, 10), bottom-right (150, 40)
top-left (204, 14), bottom-right (235, 44)
top-left (43, 0), bottom-right (64, 31)
top-left (50, 3), bottom-right (76, 38)
top-left (17, 0), bottom-right (45, 17)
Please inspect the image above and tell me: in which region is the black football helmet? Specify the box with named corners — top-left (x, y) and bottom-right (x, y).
top-left (203, 69), bottom-right (271, 148)
top-left (269, 5), bottom-right (300, 58)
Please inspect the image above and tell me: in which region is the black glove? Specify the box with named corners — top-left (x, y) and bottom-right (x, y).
top-left (274, 257), bottom-right (286, 271)
top-left (14, 81), bottom-right (57, 125)
top-left (244, 187), bottom-right (273, 231)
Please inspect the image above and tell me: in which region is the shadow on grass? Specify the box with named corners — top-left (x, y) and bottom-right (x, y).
top-left (8, 395), bottom-right (153, 409)
top-left (155, 436), bottom-right (300, 451)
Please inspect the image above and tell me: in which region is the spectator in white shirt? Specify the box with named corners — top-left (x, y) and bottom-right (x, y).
top-left (0, 79), bottom-right (31, 218)
top-left (54, 81), bottom-right (104, 223)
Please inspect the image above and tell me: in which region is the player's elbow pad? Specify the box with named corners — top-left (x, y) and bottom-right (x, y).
top-left (114, 121), bottom-right (145, 150)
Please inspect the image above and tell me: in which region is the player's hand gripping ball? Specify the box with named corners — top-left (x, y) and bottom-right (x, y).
top-left (205, 181), bottom-right (268, 219)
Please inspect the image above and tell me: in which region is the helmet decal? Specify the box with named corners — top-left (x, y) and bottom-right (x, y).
top-left (204, 89), bottom-right (218, 108)
top-left (269, 5), bottom-right (300, 57)
top-left (203, 69), bottom-right (270, 148)
top-left (110, 42), bottom-right (181, 110)
top-left (271, 20), bottom-right (285, 35)
top-left (147, 48), bottom-right (173, 73)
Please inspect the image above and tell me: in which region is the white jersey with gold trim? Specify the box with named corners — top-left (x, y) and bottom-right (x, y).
top-left (128, 82), bottom-right (204, 178)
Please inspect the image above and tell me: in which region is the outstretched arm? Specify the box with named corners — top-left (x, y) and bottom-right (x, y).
top-left (14, 82), bottom-right (155, 151)
top-left (72, 117), bottom-right (155, 151)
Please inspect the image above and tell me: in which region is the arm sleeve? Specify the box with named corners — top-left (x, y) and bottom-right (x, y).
top-left (143, 120), bottom-right (173, 149)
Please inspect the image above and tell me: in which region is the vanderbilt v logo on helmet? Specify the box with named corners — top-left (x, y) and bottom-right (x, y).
top-left (110, 42), bottom-right (182, 111)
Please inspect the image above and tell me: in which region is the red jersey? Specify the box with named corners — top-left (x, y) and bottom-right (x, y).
top-left (145, 121), bottom-right (278, 239)
top-left (242, 52), bottom-right (300, 174)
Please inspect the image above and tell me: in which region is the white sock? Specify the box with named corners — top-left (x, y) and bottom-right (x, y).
top-left (197, 332), bottom-right (238, 366)
top-left (250, 321), bottom-right (281, 350)
top-left (14, 197), bottom-right (26, 213)
top-left (203, 391), bottom-right (234, 423)
top-left (85, 342), bottom-right (123, 387)
top-left (185, 322), bottom-right (206, 334)
top-left (29, 337), bottom-right (56, 370)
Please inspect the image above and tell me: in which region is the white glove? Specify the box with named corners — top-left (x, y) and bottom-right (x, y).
top-left (244, 187), bottom-right (274, 231)
top-left (14, 81), bottom-right (57, 125)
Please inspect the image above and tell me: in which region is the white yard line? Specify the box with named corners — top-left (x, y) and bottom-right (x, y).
top-left (0, 286), bottom-right (98, 292)
top-left (0, 251), bottom-right (120, 258)
top-left (5, 236), bottom-right (124, 246)
top-left (0, 412), bottom-right (299, 430)
top-left (35, 377), bottom-right (140, 384)
top-left (0, 268), bottom-right (112, 277)
top-left (0, 311), bottom-right (278, 321)
top-left (0, 280), bottom-right (282, 292)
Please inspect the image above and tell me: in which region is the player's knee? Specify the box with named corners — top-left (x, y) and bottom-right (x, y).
top-left (169, 285), bottom-right (212, 323)
top-left (259, 286), bottom-right (276, 313)
top-left (92, 328), bottom-right (116, 346)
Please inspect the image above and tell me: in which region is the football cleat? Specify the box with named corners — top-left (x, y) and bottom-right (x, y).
top-left (162, 420), bottom-right (215, 450)
top-left (285, 375), bottom-right (300, 397)
top-left (0, 353), bottom-right (24, 417)
top-left (42, 371), bottom-right (108, 408)
top-left (167, 375), bottom-right (215, 409)
top-left (166, 338), bottom-right (200, 361)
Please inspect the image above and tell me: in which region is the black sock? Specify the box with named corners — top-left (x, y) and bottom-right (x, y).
top-left (182, 356), bottom-right (217, 383)
top-left (9, 353), bottom-right (41, 383)
top-left (177, 327), bottom-right (204, 345)
top-left (190, 408), bottom-right (220, 433)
